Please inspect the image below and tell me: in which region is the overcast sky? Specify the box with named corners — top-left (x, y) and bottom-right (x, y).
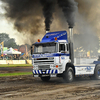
top-left (0, 1), bottom-right (18, 43)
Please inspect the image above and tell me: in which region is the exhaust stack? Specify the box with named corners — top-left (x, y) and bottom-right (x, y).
top-left (69, 27), bottom-right (73, 43)
top-left (69, 27), bottom-right (74, 64)
top-left (46, 28), bottom-right (50, 33)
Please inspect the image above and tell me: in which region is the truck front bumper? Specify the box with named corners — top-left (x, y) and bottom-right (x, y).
top-left (33, 69), bottom-right (59, 77)
top-left (33, 74), bottom-right (57, 78)
top-left (33, 69), bottom-right (58, 74)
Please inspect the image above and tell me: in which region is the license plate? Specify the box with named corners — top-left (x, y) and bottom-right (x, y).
top-left (50, 74), bottom-right (56, 77)
top-left (34, 75), bottom-right (39, 77)
top-left (42, 75), bottom-right (49, 77)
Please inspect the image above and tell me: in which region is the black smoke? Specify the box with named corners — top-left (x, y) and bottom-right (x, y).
top-left (40, 0), bottom-right (56, 30)
top-left (58, 0), bottom-right (78, 28)
top-left (1, 0), bottom-right (43, 35)
top-left (1, 0), bottom-right (78, 33)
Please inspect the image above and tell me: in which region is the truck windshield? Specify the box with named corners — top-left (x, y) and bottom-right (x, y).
top-left (34, 43), bottom-right (56, 53)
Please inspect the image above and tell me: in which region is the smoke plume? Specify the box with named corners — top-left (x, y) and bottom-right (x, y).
top-left (40, 0), bottom-right (56, 30)
top-left (76, 0), bottom-right (100, 36)
top-left (57, 0), bottom-right (78, 27)
top-left (73, 0), bottom-right (100, 56)
top-left (1, 1), bottom-right (41, 37)
top-left (1, 0), bottom-right (46, 44)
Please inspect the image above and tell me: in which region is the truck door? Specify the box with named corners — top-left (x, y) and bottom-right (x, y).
top-left (59, 43), bottom-right (70, 71)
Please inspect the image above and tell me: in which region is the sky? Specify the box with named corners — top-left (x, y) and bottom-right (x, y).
top-left (0, 2), bottom-right (12, 32)
top-left (0, 1), bottom-right (20, 44)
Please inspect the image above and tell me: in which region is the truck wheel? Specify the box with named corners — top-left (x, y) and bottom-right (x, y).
top-left (41, 76), bottom-right (50, 82)
top-left (94, 65), bottom-right (100, 80)
top-left (63, 67), bottom-right (74, 83)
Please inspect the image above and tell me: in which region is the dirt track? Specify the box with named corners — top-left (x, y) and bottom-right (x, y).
top-left (0, 67), bottom-right (32, 73)
top-left (0, 75), bottom-right (100, 100)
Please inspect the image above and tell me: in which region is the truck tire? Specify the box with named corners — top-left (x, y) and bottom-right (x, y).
top-left (63, 67), bottom-right (74, 83)
top-left (41, 76), bottom-right (50, 82)
top-left (94, 65), bottom-right (100, 80)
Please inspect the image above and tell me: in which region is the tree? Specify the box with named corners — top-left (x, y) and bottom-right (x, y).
top-left (0, 33), bottom-right (19, 48)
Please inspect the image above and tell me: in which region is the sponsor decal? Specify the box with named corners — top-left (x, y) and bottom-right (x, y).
top-left (85, 66), bottom-right (93, 72)
top-left (46, 33), bottom-right (59, 36)
top-left (57, 33), bottom-right (66, 38)
top-left (61, 57), bottom-right (65, 59)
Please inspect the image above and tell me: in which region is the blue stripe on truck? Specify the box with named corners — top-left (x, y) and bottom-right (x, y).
top-left (32, 53), bottom-right (69, 58)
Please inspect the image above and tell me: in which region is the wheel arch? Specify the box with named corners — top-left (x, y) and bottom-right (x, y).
top-left (94, 64), bottom-right (100, 73)
top-left (94, 64), bottom-right (100, 80)
top-left (65, 63), bottom-right (75, 75)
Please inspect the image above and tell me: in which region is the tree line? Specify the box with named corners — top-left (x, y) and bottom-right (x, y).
top-left (0, 33), bottom-right (19, 48)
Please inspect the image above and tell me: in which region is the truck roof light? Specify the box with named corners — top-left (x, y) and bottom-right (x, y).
top-left (38, 39), bottom-right (40, 42)
top-left (55, 37), bottom-right (57, 41)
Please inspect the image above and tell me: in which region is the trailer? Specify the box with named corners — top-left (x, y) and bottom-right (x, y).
top-left (31, 28), bottom-right (100, 82)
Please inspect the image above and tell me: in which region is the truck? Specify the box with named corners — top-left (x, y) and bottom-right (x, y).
top-left (31, 28), bottom-right (100, 82)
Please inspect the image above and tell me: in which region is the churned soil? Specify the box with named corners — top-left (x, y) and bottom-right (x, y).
top-left (0, 75), bottom-right (100, 100)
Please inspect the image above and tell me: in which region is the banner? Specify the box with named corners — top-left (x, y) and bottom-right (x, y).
top-left (0, 60), bottom-right (26, 64)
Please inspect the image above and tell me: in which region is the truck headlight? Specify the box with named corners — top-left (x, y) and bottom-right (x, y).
top-left (50, 65), bottom-right (53, 69)
top-left (34, 65), bottom-right (38, 70)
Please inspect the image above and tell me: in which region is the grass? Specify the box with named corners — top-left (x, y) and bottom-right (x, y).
top-left (0, 64), bottom-right (33, 68)
top-left (0, 72), bottom-right (32, 77)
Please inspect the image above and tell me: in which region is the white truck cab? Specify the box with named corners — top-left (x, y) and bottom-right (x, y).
top-left (31, 29), bottom-right (100, 82)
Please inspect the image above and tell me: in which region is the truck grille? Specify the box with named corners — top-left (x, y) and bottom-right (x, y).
top-left (34, 57), bottom-right (54, 70)
top-left (38, 65), bottom-right (50, 70)
top-left (34, 57), bottom-right (54, 65)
